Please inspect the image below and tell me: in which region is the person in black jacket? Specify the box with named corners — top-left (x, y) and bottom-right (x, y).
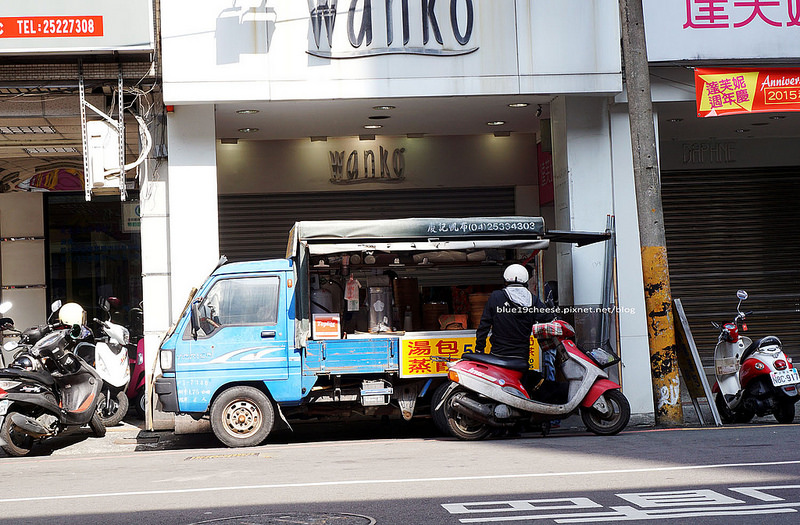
top-left (474, 264), bottom-right (565, 403)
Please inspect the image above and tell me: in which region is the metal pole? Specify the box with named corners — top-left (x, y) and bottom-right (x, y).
top-left (619, 0), bottom-right (683, 425)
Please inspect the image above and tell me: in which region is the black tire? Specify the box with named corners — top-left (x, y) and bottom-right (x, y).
top-left (0, 412), bottom-right (34, 457)
top-left (89, 411), bottom-right (106, 437)
top-left (714, 392), bottom-right (735, 424)
top-left (431, 381), bottom-right (455, 435)
top-left (210, 386), bottom-right (275, 448)
top-left (580, 389), bottom-right (630, 436)
top-left (134, 389), bottom-right (146, 419)
top-left (96, 390), bottom-right (129, 427)
top-left (443, 387), bottom-right (492, 441)
top-left (774, 401), bottom-right (795, 424)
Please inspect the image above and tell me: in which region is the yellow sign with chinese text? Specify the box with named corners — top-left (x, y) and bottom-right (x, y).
top-left (399, 330), bottom-right (540, 378)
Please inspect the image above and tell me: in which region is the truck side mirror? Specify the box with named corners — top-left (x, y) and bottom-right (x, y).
top-left (190, 302), bottom-right (200, 340)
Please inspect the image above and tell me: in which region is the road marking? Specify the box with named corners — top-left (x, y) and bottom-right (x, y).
top-left (0, 459), bottom-right (798, 504)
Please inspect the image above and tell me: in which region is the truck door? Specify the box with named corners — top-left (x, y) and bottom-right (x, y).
top-left (184, 274), bottom-right (289, 389)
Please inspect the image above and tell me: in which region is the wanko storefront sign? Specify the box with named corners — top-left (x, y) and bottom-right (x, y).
top-left (308, 0), bottom-right (478, 59)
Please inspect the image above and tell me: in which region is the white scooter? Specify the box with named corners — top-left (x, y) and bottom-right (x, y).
top-left (77, 299), bottom-right (132, 426)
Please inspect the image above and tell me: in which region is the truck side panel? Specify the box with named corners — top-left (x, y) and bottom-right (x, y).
top-left (304, 338), bottom-right (399, 375)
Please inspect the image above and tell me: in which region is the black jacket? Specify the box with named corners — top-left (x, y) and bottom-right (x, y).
top-left (474, 286), bottom-right (554, 359)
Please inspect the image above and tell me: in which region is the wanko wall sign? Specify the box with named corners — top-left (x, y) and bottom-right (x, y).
top-left (308, 0), bottom-right (478, 59)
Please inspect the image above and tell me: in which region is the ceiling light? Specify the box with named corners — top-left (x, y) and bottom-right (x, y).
top-left (508, 102), bottom-right (529, 108)
top-left (220, 138), bottom-right (238, 145)
top-left (769, 115), bottom-right (786, 120)
top-left (0, 126), bottom-right (57, 134)
top-left (238, 128), bottom-right (259, 133)
top-left (735, 128), bottom-right (749, 133)
top-left (487, 121), bottom-right (505, 126)
top-left (667, 118), bottom-right (683, 122)
top-left (372, 105), bottom-right (396, 110)
top-left (236, 109), bottom-right (259, 114)
top-left (363, 124), bottom-right (382, 129)
top-left (310, 136), bottom-right (328, 142)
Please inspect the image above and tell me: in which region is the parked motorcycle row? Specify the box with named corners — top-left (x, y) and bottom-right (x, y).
top-left (0, 289), bottom-right (797, 455)
top-left (0, 299), bottom-right (145, 457)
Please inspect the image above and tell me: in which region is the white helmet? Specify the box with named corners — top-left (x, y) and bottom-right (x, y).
top-left (503, 264), bottom-right (529, 284)
top-left (59, 302), bottom-right (86, 326)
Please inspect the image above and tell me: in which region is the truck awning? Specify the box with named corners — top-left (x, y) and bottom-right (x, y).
top-left (304, 239), bottom-right (551, 255)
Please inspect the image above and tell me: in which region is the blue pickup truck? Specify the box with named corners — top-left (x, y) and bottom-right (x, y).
top-left (154, 216), bottom-right (606, 447)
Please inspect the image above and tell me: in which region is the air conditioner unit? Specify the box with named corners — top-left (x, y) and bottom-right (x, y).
top-left (86, 120), bottom-right (122, 193)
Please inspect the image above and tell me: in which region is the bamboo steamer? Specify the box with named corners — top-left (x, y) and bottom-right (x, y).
top-left (468, 292), bottom-right (491, 328)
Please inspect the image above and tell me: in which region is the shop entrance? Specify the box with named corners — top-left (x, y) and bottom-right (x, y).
top-left (46, 193), bottom-right (142, 322)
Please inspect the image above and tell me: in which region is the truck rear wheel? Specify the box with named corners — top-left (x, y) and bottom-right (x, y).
top-left (210, 386), bottom-right (275, 448)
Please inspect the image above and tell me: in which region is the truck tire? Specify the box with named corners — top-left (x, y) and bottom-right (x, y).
top-left (210, 386), bottom-right (275, 448)
top-left (431, 381), bottom-right (455, 435)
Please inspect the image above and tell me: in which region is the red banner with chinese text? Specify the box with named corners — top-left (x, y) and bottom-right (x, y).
top-left (695, 68), bottom-right (800, 117)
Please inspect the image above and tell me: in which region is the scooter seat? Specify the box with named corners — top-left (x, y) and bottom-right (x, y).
top-left (460, 352), bottom-right (530, 371)
top-left (0, 367), bottom-right (55, 386)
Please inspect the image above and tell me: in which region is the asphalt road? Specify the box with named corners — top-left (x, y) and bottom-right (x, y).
top-left (1, 415), bottom-right (799, 524)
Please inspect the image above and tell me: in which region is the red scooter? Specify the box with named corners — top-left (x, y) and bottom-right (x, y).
top-left (433, 320), bottom-right (629, 440)
top-left (712, 290), bottom-right (799, 424)
top-left (126, 338), bottom-right (146, 419)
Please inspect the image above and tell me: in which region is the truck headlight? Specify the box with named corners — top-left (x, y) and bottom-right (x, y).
top-left (160, 349), bottom-right (174, 371)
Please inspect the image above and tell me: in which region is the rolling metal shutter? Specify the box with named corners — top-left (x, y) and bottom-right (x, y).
top-left (218, 187), bottom-right (516, 261)
top-left (661, 169), bottom-right (800, 367)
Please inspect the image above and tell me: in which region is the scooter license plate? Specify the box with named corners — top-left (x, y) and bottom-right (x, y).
top-left (770, 368), bottom-right (800, 387)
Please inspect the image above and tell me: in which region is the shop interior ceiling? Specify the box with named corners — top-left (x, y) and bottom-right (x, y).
top-left (0, 85), bottom-right (144, 193)
top-left (2, 81), bottom-right (800, 192)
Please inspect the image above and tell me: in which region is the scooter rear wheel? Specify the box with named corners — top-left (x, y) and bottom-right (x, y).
top-left (0, 411), bottom-right (34, 457)
top-left (774, 401), bottom-right (795, 424)
top-left (443, 387), bottom-right (492, 441)
top-left (580, 389), bottom-right (630, 436)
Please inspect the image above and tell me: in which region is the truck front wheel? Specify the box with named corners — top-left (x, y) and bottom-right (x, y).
top-left (210, 386), bottom-right (275, 448)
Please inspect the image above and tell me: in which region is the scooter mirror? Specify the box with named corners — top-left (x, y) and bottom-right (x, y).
top-left (50, 300), bottom-right (62, 313)
top-left (0, 301), bottom-right (11, 315)
top-left (736, 290), bottom-right (748, 301)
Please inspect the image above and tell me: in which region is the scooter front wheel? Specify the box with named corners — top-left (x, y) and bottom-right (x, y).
top-left (580, 389), bottom-right (630, 436)
top-left (96, 390), bottom-right (129, 427)
top-left (0, 412), bottom-right (34, 456)
top-left (443, 387), bottom-right (492, 441)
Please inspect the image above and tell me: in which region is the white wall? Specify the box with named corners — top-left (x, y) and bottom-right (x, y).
top-left (551, 95), bottom-right (655, 422)
top-left (0, 192), bottom-right (46, 350)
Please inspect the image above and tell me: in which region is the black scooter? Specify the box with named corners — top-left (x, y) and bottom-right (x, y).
top-left (0, 320), bottom-right (105, 457)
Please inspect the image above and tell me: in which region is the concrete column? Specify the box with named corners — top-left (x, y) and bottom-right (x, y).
top-left (140, 104), bottom-right (218, 430)
top-left (165, 105), bottom-right (220, 318)
top-left (551, 96), bottom-right (655, 424)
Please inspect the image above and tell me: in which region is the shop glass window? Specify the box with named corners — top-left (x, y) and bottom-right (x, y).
top-left (196, 276), bottom-right (280, 337)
